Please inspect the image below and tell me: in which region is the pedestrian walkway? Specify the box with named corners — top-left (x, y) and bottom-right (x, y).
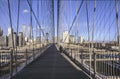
top-left (12, 45), bottom-right (90, 79)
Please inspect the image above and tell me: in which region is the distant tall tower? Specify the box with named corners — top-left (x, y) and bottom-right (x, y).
top-left (62, 31), bottom-right (69, 43)
top-left (22, 25), bottom-right (26, 46)
top-left (28, 26), bottom-right (32, 39)
top-left (8, 27), bottom-right (13, 35)
top-left (22, 24), bottom-right (26, 37)
top-left (0, 27), bottom-right (3, 36)
top-left (79, 36), bottom-right (84, 44)
top-left (18, 32), bottom-right (23, 47)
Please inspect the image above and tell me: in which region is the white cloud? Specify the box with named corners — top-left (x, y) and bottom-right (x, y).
top-left (23, 9), bottom-right (29, 13)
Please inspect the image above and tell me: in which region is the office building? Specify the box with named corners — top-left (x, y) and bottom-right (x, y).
top-left (0, 27), bottom-right (3, 36)
top-left (79, 36), bottom-right (84, 44)
top-left (69, 35), bottom-right (75, 43)
top-left (0, 36), bottom-right (8, 47)
top-left (62, 31), bottom-right (69, 43)
top-left (18, 32), bottom-right (23, 47)
top-left (117, 35), bottom-right (120, 44)
top-left (28, 26), bottom-right (32, 39)
top-left (54, 36), bottom-right (57, 43)
top-left (8, 27), bottom-right (13, 35)
top-left (22, 24), bottom-right (26, 37)
top-left (8, 32), bottom-right (17, 47)
top-left (35, 36), bottom-right (41, 44)
top-left (13, 32), bottom-right (17, 47)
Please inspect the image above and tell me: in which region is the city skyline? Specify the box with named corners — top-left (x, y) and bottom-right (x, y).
top-left (0, 1), bottom-right (120, 79)
top-left (0, 0), bottom-right (119, 42)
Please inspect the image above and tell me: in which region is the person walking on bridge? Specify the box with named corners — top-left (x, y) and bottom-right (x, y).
top-left (59, 45), bottom-right (63, 53)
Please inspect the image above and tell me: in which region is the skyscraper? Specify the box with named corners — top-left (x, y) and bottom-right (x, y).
top-left (22, 25), bottom-right (26, 46)
top-left (79, 36), bottom-right (84, 44)
top-left (18, 32), bottom-right (23, 47)
top-left (28, 26), bottom-right (32, 39)
top-left (0, 27), bottom-right (3, 36)
top-left (8, 27), bottom-right (13, 35)
top-left (0, 36), bottom-right (8, 47)
top-left (8, 32), bottom-right (17, 47)
top-left (69, 35), bottom-right (75, 44)
top-left (13, 32), bottom-right (17, 47)
top-left (22, 24), bottom-right (26, 37)
top-left (62, 31), bottom-right (69, 43)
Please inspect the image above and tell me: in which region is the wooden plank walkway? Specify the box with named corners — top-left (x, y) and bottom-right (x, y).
top-left (12, 44), bottom-right (90, 79)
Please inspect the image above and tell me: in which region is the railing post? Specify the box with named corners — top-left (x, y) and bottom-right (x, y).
top-left (118, 53), bottom-right (120, 75)
top-left (15, 48), bottom-right (17, 73)
top-left (10, 49), bottom-right (13, 79)
top-left (119, 53), bottom-right (120, 65)
top-left (93, 51), bottom-right (96, 79)
top-left (78, 53), bottom-right (80, 63)
top-left (25, 49), bottom-right (27, 66)
top-left (0, 52), bottom-right (1, 75)
top-left (71, 49), bottom-right (72, 57)
top-left (81, 52), bottom-right (83, 65)
top-left (74, 51), bottom-right (76, 62)
top-left (33, 47), bottom-right (35, 61)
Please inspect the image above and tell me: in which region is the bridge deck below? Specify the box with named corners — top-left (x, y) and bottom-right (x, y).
top-left (12, 45), bottom-right (90, 79)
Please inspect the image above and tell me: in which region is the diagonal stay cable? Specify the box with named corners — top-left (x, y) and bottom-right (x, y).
top-left (27, 0), bottom-right (44, 36)
top-left (63, 0), bottom-right (84, 43)
top-left (85, 0), bottom-right (92, 78)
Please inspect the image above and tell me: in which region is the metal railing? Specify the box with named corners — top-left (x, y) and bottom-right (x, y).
top-left (57, 43), bottom-right (120, 79)
top-left (0, 43), bottom-right (52, 79)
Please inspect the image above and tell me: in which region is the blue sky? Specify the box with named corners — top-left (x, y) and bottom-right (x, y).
top-left (0, 0), bottom-right (120, 42)
top-left (57, 0), bottom-right (120, 42)
top-left (0, 0), bottom-right (54, 40)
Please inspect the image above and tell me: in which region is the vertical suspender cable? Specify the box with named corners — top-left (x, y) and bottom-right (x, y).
top-left (57, 0), bottom-right (60, 45)
top-left (37, 0), bottom-right (39, 42)
top-left (40, 1), bottom-right (42, 47)
top-left (29, 0), bottom-right (34, 60)
top-left (113, 1), bottom-right (115, 78)
top-left (52, 0), bottom-right (54, 43)
top-left (109, 2), bottom-right (111, 77)
top-left (86, 1), bottom-right (91, 78)
top-left (30, 0), bottom-right (34, 60)
top-left (37, 0), bottom-right (40, 46)
top-left (115, 0), bottom-right (120, 78)
top-left (91, 0), bottom-right (96, 78)
top-left (16, 0), bottom-right (20, 72)
top-left (69, 0), bottom-right (71, 57)
top-left (8, 0), bottom-right (14, 49)
top-left (16, 0), bottom-right (20, 44)
top-left (30, 0), bottom-right (32, 40)
top-left (7, 0), bottom-right (14, 78)
top-left (76, 0), bottom-right (78, 63)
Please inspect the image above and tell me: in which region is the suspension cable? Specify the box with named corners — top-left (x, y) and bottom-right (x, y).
top-left (27, 0), bottom-right (44, 36)
top-left (86, 0), bottom-right (91, 78)
top-left (7, 0), bottom-right (14, 78)
top-left (15, 0), bottom-right (20, 72)
top-left (63, 0), bottom-right (84, 43)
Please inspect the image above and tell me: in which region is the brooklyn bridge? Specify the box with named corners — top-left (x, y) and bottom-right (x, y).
top-left (0, 0), bottom-right (120, 79)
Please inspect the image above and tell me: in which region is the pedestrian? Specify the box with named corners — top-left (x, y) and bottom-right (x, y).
top-left (59, 45), bottom-right (63, 53)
